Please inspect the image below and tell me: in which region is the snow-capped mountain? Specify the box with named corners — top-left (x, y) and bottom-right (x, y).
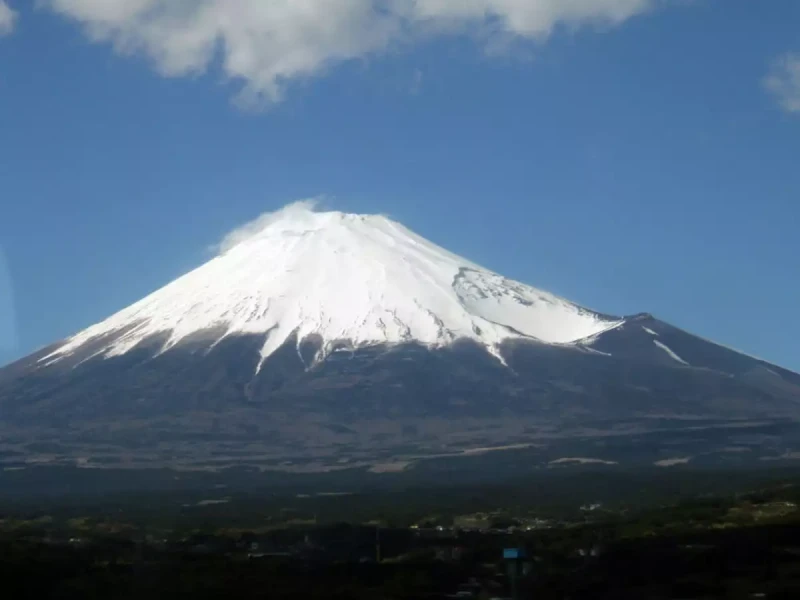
top-left (1, 205), bottom-right (800, 474)
top-left (41, 207), bottom-right (621, 370)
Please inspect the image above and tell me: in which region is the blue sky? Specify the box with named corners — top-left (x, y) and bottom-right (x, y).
top-left (1, 0), bottom-right (799, 371)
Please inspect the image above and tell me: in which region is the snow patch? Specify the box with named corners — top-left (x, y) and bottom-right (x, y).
top-left (642, 326), bottom-right (659, 336)
top-left (454, 269), bottom-right (620, 344)
top-left (582, 346), bottom-right (612, 357)
top-left (654, 457), bottom-right (692, 467)
top-left (654, 340), bottom-right (689, 366)
top-left (549, 457), bottom-right (618, 466)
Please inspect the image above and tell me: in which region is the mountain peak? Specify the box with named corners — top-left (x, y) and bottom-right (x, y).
top-left (40, 207), bottom-right (622, 371)
top-left (215, 201), bottom-right (387, 254)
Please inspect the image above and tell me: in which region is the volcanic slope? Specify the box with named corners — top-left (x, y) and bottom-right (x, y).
top-left (1, 205), bottom-right (799, 471)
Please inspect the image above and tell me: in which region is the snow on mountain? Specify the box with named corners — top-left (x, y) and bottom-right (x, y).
top-left (41, 206), bottom-right (622, 371)
top-left (653, 340), bottom-right (690, 366)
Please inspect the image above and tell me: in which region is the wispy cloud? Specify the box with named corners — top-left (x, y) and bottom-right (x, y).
top-left (0, 0), bottom-right (17, 36)
top-left (43, 0), bottom-right (655, 108)
top-left (765, 53), bottom-right (800, 114)
top-left (214, 199), bottom-right (323, 254)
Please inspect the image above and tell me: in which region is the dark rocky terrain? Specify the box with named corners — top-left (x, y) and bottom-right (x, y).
top-left (1, 313), bottom-right (799, 473)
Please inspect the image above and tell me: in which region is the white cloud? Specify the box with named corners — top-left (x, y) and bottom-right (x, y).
top-left (0, 0), bottom-right (17, 36)
top-left (44, 0), bottom-right (654, 107)
top-left (765, 53), bottom-right (800, 114)
top-left (215, 198), bottom-right (322, 254)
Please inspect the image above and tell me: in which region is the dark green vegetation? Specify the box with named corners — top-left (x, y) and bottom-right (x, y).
top-left (6, 470), bottom-right (800, 598)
